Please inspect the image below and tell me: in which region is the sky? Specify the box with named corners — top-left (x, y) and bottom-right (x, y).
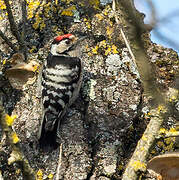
top-left (134, 0), bottom-right (179, 53)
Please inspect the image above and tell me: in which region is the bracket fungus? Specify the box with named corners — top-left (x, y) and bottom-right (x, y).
top-left (147, 153), bottom-right (179, 180)
top-left (5, 54), bottom-right (40, 89)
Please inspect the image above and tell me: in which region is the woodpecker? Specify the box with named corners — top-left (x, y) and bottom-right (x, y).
top-left (38, 34), bottom-right (84, 150)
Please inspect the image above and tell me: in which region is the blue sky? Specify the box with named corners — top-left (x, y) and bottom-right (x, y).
top-left (134, 0), bottom-right (179, 53)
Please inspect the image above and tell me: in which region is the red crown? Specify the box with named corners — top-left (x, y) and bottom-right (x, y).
top-left (54, 34), bottom-right (73, 42)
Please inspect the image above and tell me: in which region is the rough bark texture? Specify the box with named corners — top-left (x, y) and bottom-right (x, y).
top-left (0, 0), bottom-right (179, 179)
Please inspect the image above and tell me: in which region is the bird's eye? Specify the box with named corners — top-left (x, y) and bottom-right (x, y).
top-left (65, 39), bottom-right (71, 44)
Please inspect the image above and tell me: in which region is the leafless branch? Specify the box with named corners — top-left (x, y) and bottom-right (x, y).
top-left (122, 109), bottom-right (165, 180)
top-left (56, 144), bottom-right (63, 180)
top-left (21, 0), bottom-right (28, 60)
top-left (112, 0), bottom-right (136, 65)
top-left (4, 0), bottom-right (27, 60)
top-left (0, 30), bottom-right (18, 51)
top-left (0, 102), bottom-right (35, 180)
top-left (4, 0), bottom-right (21, 42)
top-left (146, 0), bottom-right (157, 27)
top-left (111, 0), bottom-right (178, 179)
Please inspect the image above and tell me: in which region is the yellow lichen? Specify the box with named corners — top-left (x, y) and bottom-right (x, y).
top-left (8, 150), bottom-right (21, 165)
top-left (169, 128), bottom-right (177, 133)
top-left (105, 47), bottom-right (111, 56)
top-left (159, 128), bottom-right (166, 134)
top-left (104, 11), bottom-right (108, 16)
top-left (103, 5), bottom-right (111, 16)
top-left (169, 95), bottom-right (177, 102)
top-left (5, 114), bottom-right (17, 126)
top-left (32, 12), bottom-right (44, 30)
top-left (168, 88), bottom-right (178, 102)
top-left (89, 0), bottom-right (100, 9)
top-left (99, 40), bottom-right (107, 48)
top-left (85, 21), bottom-right (91, 29)
top-left (95, 13), bottom-right (103, 21)
top-left (88, 52), bottom-right (93, 56)
top-left (0, 0), bottom-right (6, 10)
top-left (151, 149), bottom-right (156, 154)
top-left (164, 137), bottom-right (175, 151)
top-left (111, 45), bottom-right (118, 54)
top-left (83, 17), bottom-right (91, 28)
top-left (131, 160), bottom-right (146, 171)
top-left (141, 135), bottom-right (147, 141)
top-left (83, 18), bottom-right (88, 22)
top-left (16, 169), bottom-right (21, 175)
top-left (157, 105), bottom-right (167, 113)
top-left (165, 128), bottom-right (179, 137)
top-left (109, 21), bottom-right (113, 26)
top-left (92, 46), bottom-right (98, 54)
top-left (44, 2), bottom-right (52, 18)
top-left (12, 132), bottom-right (20, 144)
top-left (61, 0), bottom-right (73, 4)
top-left (2, 59), bottom-right (6, 65)
top-left (106, 26), bottom-right (113, 38)
top-left (29, 46), bottom-right (37, 53)
top-left (32, 22), bottom-right (39, 29)
top-left (144, 111), bottom-right (151, 119)
top-left (31, 63), bottom-right (39, 72)
top-left (40, 20), bottom-right (46, 30)
top-left (156, 136), bottom-right (175, 152)
top-left (157, 141), bottom-right (165, 148)
top-left (26, 0), bottom-right (41, 19)
top-left (36, 169), bottom-right (43, 180)
top-left (48, 173), bottom-right (53, 179)
top-left (61, 5), bottom-right (76, 16)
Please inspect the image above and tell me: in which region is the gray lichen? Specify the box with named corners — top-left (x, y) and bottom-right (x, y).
top-left (103, 86), bottom-right (120, 103)
top-left (122, 48), bottom-right (140, 79)
top-left (106, 54), bottom-right (122, 76)
top-left (88, 79), bottom-right (97, 100)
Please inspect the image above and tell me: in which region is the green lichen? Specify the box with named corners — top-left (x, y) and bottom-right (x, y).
top-left (88, 79), bottom-right (97, 100)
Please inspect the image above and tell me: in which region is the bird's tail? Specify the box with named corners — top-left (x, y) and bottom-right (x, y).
top-left (38, 112), bottom-right (59, 151)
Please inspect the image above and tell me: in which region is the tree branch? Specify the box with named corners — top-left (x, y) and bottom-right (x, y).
top-left (0, 102), bottom-right (35, 180)
top-left (4, 0), bottom-right (27, 60)
top-left (122, 108), bottom-right (165, 179)
top-left (21, 0), bottom-right (28, 60)
top-left (0, 30), bottom-right (18, 51)
top-left (56, 144), bottom-right (63, 180)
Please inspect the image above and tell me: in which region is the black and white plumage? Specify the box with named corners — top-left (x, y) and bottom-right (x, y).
top-left (38, 34), bottom-right (83, 149)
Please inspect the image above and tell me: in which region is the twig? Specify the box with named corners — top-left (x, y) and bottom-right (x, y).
top-left (4, 0), bottom-right (27, 61)
top-left (0, 102), bottom-right (35, 180)
top-left (122, 108), bottom-right (165, 180)
top-left (112, 0), bottom-right (138, 72)
top-left (115, 0), bottom-right (163, 101)
top-left (0, 30), bottom-right (18, 51)
top-left (163, 131), bottom-right (179, 138)
top-left (4, 0), bottom-right (21, 43)
top-left (21, 0), bottom-right (28, 60)
top-left (56, 144), bottom-right (63, 180)
top-left (111, 0), bottom-right (175, 179)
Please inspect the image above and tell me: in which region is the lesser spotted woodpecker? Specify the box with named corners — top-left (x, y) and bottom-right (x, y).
top-left (38, 34), bottom-right (85, 149)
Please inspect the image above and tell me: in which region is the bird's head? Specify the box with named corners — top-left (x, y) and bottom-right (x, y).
top-left (50, 34), bottom-right (86, 56)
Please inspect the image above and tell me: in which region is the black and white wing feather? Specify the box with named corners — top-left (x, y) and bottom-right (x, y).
top-left (38, 53), bottom-right (82, 149)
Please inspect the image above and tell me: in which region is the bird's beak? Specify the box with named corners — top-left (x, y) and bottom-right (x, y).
top-left (70, 35), bottom-right (87, 50)
top-left (77, 35), bottom-right (87, 43)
